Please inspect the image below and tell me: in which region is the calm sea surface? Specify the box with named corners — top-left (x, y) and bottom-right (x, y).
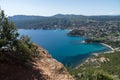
top-left (19, 29), bottom-right (110, 66)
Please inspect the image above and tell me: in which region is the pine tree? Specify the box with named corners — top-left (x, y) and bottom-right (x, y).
top-left (0, 9), bottom-right (36, 64)
top-left (0, 9), bottom-right (19, 51)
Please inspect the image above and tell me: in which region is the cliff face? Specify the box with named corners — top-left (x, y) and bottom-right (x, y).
top-left (0, 44), bottom-right (74, 80)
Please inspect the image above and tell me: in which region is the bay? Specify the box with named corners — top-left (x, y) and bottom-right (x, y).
top-left (19, 29), bottom-right (110, 66)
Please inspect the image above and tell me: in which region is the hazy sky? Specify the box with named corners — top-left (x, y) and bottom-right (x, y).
top-left (0, 0), bottom-right (120, 16)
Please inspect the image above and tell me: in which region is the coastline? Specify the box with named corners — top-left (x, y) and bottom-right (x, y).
top-left (80, 40), bottom-right (115, 56)
top-left (82, 39), bottom-right (115, 53)
top-left (101, 43), bottom-right (114, 50)
top-left (100, 43), bottom-right (114, 53)
top-left (91, 43), bottom-right (115, 57)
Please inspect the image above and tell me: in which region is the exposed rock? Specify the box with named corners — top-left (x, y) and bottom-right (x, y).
top-left (0, 44), bottom-right (74, 80)
top-left (92, 53), bottom-right (99, 57)
top-left (99, 57), bottom-right (110, 63)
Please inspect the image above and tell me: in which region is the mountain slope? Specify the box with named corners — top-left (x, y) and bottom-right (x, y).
top-left (69, 51), bottom-right (120, 80)
top-left (0, 44), bottom-right (74, 80)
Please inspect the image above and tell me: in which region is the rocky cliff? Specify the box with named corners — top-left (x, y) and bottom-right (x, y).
top-left (0, 44), bottom-right (74, 80)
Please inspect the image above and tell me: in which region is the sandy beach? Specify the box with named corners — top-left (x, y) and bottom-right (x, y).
top-left (101, 43), bottom-right (115, 53)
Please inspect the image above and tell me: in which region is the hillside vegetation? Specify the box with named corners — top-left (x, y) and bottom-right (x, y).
top-left (68, 51), bottom-right (120, 80)
top-left (0, 10), bottom-right (41, 65)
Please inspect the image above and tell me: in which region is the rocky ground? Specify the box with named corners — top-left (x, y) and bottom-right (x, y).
top-left (0, 45), bottom-right (74, 80)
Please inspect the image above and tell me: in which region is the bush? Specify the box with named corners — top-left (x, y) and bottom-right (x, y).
top-left (0, 9), bottom-right (39, 65)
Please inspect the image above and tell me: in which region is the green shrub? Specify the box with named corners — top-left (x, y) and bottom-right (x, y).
top-left (0, 9), bottom-right (39, 65)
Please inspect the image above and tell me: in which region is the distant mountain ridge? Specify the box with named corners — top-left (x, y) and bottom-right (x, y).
top-left (9, 15), bottom-right (46, 21)
top-left (8, 14), bottom-right (120, 29)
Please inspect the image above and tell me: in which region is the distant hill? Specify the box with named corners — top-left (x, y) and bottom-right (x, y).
top-left (8, 14), bottom-right (120, 29)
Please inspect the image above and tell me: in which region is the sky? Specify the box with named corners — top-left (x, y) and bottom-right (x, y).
top-left (0, 0), bottom-right (120, 16)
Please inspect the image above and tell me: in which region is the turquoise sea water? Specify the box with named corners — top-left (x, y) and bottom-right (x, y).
top-left (19, 29), bottom-right (110, 66)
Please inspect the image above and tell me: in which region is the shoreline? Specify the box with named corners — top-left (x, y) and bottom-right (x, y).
top-left (91, 43), bottom-right (115, 56)
top-left (101, 43), bottom-right (114, 51)
top-left (82, 40), bottom-right (115, 53)
top-left (81, 40), bottom-right (115, 55)
top-left (100, 43), bottom-right (115, 53)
